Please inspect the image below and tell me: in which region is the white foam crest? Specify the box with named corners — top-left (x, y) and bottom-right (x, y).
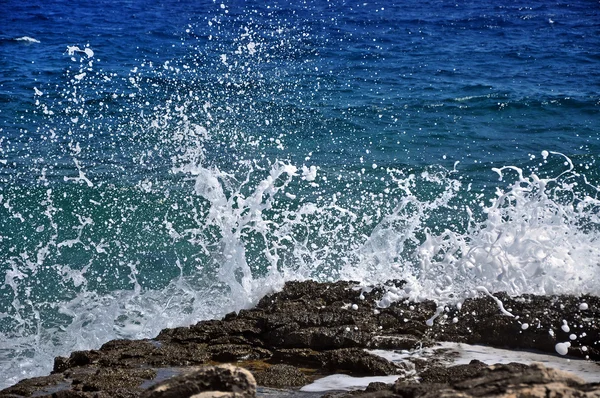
top-left (15, 36), bottom-right (40, 43)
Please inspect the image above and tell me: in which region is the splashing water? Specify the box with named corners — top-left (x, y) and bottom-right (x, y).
top-left (363, 153), bottom-right (600, 306)
top-left (1, 3), bottom-right (600, 390)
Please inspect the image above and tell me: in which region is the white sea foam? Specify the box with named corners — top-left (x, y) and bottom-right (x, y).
top-left (4, 146), bottom-right (599, 389)
top-left (369, 342), bottom-right (600, 383)
top-left (66, 45), bottom-right (94, 58)
top-left (341, 152), bottom-right (600, 308)
top-left (301, 342), bottom-right (600, 392)
top-left (301, 374), bottom-right (400, 392)
top-left (15, 36), bottom-right (40, 43)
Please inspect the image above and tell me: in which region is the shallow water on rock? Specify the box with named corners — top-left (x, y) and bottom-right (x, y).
top-left (259, 387), bottom-right (330, 397)
top-left (301, 342), bottom-right (600, 393)
top-left (370, 342), bottom-right (600, 383)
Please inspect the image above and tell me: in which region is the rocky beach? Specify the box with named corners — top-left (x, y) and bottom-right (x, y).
top-left (1, 280), bottom-right (598, 397)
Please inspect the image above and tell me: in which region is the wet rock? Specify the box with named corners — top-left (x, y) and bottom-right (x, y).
top-left (2, 280), bottom-right (600, 397)
top-left (141, 364), bottom-right (256, 398)
top-left (271, 348), bottom-right (323, 367)
top-left (70, 367), bottom-right (156, 393)
top-left (0, 374), bottom-right (66, 397)
top-left (367, 335), bottom-right (431, 350)
top-left (430, 293), bottom-right (600, 360)
top-left (417, 359), bottom-right (489, 384)
top-left (319, 348), bottom-right (399, 376)
top-left (157, 318), bottom-right (263, 346)
top-left (252, 364), bottom-right (309, 388)
top-left (52, 350), bottom-right (102, 373)
top-left (148, 342), bottom-right (211, 367)
top-left (47, 391), bottom-right (91, 398)
top-left (208, 344), bottom-right (272, 362)
top-left (330, 362), bottom-right (600, 397)
top-left (267, 325), bottom-right (372, 350)
top-left (393, 362), bottom-right (600, 397)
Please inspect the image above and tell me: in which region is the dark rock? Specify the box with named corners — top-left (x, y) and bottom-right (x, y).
top-left (267, 325), bottom-right (371, 350)
top-left (271, 348), bottom-right (323, 367)
top-left (392, 362), bottom-right (600, 398)
top-left (207, 344), bottom-right (272, 362)
top-left (2, 280), bottom-right (600, 398)
top-left (49, 391), bottom-right (90, 398)
top-left (252, 364), bottom-right (309, 388)
top-left (417, 359), bottom-right (488, 384)
top-left (328, 362), bottom-right (600, 398)
top-left (430, 293), bottom-right (600, 360)
top-left (319, 348), bottom-right (399, 376)
top-left (52, 350), bottom-right (101, 373)
top-left (367, 335), bottom-right (431, 350)
top-left (0, 374), bottom-right (66, 397)
top-left (70, 367), bottom-right (156, 393)
top-left (141, 364), bottom-right (256, 398)
top-left (364, 382), bottom-right (393, 392)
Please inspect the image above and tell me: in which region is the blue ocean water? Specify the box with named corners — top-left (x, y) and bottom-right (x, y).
top-left (1, 0), bottom-right (599, 388)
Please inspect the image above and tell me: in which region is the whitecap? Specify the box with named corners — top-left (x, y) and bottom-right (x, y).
top-left (14, 36), bottom-right (40, 43)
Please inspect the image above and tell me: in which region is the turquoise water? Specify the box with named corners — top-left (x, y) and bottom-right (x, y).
top-left (1, 0), bottom-right (599, 388)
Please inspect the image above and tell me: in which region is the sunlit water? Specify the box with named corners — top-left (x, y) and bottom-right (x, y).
top-left (1, 0), bottom-right (599, 389)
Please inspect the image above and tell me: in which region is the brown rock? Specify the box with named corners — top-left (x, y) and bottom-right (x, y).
top-left (392, 362), bottom-right (600, 398)
top-left (2, 280), bottom-right (600, 398)
top-left (331, 362), bottom-right (600, 397)
top-left (319, 348), bottom-right (400, 376)
top-left (70, 367), bottom-right (156, 393)
top-left (0, 373), bottom-right (66, 397)
top-left (252, 364), bottom-right (309, 388)
top-left (142, 364), bottom-right (256, 398)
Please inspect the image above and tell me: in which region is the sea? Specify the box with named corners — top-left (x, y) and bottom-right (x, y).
top-left (1, 0), bottom-right (599, 389)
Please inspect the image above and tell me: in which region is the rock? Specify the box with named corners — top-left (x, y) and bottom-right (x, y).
top-left (207, 344), bottom-right (272, 362)
top-left (319, 348), bottom-right (399, 376)
top-left (69, 367), bottom-right (157, 393)
top-left (417, 359), bottom-right (489, 384)
top-left (430, 293), bottom-right (600, 360)
top-left (329, 362), bottom-right (600, 397)
top-left (252, 364), bottom-right (309, 388)
top-left (0, 374), bottom-right (66, 397)
top-left (2, 280), bottom-right (600, 397)
top-left (142, 364), bottom-right (256, 398)
top-left (52, 350), bottom-right (101, 373)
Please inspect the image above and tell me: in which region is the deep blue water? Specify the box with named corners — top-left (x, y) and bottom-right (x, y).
top-left (1, 0), bottom-right (599, 388)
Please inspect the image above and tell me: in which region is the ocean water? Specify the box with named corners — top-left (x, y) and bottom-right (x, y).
top-left (1, 0), bottom-right (599, 388)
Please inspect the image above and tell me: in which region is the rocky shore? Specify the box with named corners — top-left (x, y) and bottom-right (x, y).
top-left (1, 280), bottom-right (599, 397)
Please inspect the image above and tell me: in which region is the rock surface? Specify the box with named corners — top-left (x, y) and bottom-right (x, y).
top-left (324, 362), bottom-right (600, 397)
top-left (141, 364), bottom-right (256, 398)
top-left (1, 280), bottom-right (599, 397)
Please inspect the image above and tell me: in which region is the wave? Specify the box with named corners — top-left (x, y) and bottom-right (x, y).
top-left (14, 36), bottom-right (40, 43)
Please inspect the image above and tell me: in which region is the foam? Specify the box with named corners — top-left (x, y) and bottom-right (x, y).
top-left (15, 36), bottom-right (40, 43)
top-left (66, 46), bottom-right (94, 58)
top-left (369, 342), bottom-right (600, 383)
top-left (344, 152), bottom-right (600, 307)
top-left (301, 342), bottom-right (600, 392)
top-left (300, 374), bottom-right (400, 392)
